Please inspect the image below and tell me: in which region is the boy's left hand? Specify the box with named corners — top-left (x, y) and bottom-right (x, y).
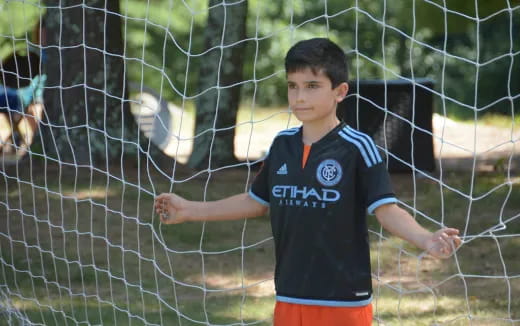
top-left (423, 228), bottom-right (462, 259)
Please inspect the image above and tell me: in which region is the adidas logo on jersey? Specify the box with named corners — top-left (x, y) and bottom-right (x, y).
top-left (277, 163), bottom-right (288, 175)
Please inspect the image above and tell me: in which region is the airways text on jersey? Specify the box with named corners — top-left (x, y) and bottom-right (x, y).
top-left (272, 184), bottom-right (341, 209)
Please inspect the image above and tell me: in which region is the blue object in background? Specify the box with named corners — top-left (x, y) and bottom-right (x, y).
top-left (0, 85), bottom-right (23, 113)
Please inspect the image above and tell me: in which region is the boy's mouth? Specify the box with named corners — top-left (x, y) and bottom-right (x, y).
top-left (292, 107), bottom-right (312, 112)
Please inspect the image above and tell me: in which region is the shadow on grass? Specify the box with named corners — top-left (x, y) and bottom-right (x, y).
top-left (2, 294), bottom-right (274, 326)
top-left (1, 160), bottom-right (519, 325)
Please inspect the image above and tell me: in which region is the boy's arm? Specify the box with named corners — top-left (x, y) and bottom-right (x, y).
top-left (375, 203), bottom-right (462, 258)
top-left (155, 192), bottom-right (268, 224)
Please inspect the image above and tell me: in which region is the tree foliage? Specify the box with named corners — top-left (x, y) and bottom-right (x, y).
top-left (116, 0), bottom-right (519, 116)
top-left (1, 0), bottom-right (518, 137)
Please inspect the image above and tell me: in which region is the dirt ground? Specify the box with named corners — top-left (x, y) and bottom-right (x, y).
top-left (431, 114), bottom-right (519, 172)
top-left (153, 103), bottom-right (519, 173)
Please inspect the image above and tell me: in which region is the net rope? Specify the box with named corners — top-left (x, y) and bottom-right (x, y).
top-left (0, 0), bottom-right (519, 325)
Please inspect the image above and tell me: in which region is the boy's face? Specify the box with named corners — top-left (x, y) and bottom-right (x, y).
top-left (287, 68), bottom-right (348, 124)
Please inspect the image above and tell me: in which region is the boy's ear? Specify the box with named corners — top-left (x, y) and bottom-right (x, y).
top-left (335, 82), bottom-right (349, 103)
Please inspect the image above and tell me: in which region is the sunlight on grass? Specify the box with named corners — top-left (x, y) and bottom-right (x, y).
top-left (8, 292), bottom-right (274, 326)
top-left (2, 164), bottom-right (519, 325)
top-left (130, 97), bottom-right (301, 163)
top-left (61, 186), bottom-right (116, 200)
top-left (475, 114), bottom-right (520, 129)
top-left (374, 292), bottom-right (516, 326)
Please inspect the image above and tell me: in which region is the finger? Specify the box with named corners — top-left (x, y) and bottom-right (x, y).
top-left (440, 237), bottom-right (462, 256)
top-left (154, 198), bottom-right (165, 210)
top-left (445, 236), bottom-right (462, 253)
top-left (160, 199), bottom-right (170, 212)
top-left (155, 193), bottom-right (171, 202)
top-left (435, 238), bottom-right (451, 255)
top-left (438, 241), bottom-right (453, 256)
top-left (434, 233), bottom-right (450, 247)
top-left (440, 232), bottom-right (453, 244)
top-left (155, 199), bottom-right (164, 211)
top-left (160, 215), bottom-right (169, 224)
top-left (443, 228), bottom-right (460, 236)
top-left (160, 211), bottom-right (171, 223)
top-left (159, 205), bottom-right (168, 218)
top-left (452, 235), bottom-right (462, 247)
top-left (430, 246), bottom-right (448, 259)
top-left (442, 231), bottom-right (462, 243)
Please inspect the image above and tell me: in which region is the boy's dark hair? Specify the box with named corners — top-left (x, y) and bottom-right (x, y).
top-left (285, 38), bottom-right (348, 88)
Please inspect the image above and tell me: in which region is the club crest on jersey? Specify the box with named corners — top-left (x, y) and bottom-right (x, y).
top-left (316, 159), bottom-right (342, 187)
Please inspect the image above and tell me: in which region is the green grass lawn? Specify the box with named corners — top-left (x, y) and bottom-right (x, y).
top-left (1, 159), bottom-right (519, 325)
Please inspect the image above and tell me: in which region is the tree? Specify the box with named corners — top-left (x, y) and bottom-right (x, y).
top-left (42, 0), bottom-right (174, 173)
top-left (42, 0), bottom-right (129, 167)
top-left (187, 0), bottom-right (248, 170)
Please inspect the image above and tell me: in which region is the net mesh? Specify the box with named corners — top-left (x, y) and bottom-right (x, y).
top-left (0, 0), bottom-right (519, 325)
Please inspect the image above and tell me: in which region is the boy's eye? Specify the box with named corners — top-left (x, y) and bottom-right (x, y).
top-left (307, 83), bottom-right (320, 89)
top-left (288, 84), bottom-right (297, 89)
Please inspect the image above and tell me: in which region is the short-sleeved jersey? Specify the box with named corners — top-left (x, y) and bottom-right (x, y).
top-left (249, 122), bottom-right (397, 307)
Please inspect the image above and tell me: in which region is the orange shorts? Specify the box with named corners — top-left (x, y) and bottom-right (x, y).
top-left (273, 301), bottom-right (373, 326)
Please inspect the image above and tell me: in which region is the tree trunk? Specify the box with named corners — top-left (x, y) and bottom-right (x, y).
top-left (187, 0), bottom-right (248, 170)
top-left (42, 0), bottom-right (129, 167)
top-left (42, 0), bottom-right (174, 174)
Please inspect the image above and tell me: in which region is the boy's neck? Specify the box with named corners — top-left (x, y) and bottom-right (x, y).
top-left (301, 116), bottom-right (341, 145)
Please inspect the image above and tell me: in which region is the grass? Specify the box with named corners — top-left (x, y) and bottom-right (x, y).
top-left (0, 161), bottom-right (275, 325)
top-left (369, 172), bottom-right (520, 325)
top-left (1, 159), bottom-right (519, 325)
top-left (476, 114), bottom-right (520, 129)
top-left (442, 110), bottom-right (520, 129)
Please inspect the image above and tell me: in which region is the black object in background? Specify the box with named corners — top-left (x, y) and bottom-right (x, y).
top-left (338, 79), bottom-right (435, 173)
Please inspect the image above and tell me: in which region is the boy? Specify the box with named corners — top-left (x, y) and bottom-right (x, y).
top-left (155, 38), bottom-right (461, 325)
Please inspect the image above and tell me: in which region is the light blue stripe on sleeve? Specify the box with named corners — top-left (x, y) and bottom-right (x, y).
top-left (276, 295), bottom-right (372, 307)
top-left (344, 127), bottom-right (380, 164)
top-left (338, 131), bottom-right (373, 167)
top-left (277, 132), bottom-right (298, 137)
top-left (346, 126), bottom-right (382, 162)
top-left (277, 126), bottom-right (300, 135)
top-left (368, 197), bottom-right (398, 215)
top-left (248, 190), bottom-right (269, 206)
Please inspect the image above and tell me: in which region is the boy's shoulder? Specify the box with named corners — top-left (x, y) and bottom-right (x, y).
top-left (337, 125), bottom-right (374, 144)
top-left (268, 125), bottom-right (382, 168)
top-left (261, 127), bottom-right (300, 159)
top-left (338, 125), bottom-right (383, 168)
top-left (275, 126), bottom-right (300, 138)
top-left (270, 126), bottom-right (301, 144)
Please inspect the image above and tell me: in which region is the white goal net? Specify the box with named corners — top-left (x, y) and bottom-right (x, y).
top-left (1, 0), bottom-right (519, 325)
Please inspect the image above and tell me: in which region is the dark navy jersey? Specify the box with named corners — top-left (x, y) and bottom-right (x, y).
top-left (249, 122), bottom-right (397, 307)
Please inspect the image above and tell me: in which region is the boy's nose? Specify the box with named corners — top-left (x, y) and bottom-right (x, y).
top-left (296, 90), bottom-right (305, 103)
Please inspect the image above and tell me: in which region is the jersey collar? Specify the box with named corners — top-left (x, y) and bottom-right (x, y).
top-left (300, 121), bottom-right (347, 147)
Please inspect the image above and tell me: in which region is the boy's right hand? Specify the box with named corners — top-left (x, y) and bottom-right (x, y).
top-left (154, 193), bottom-right (190, 224)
